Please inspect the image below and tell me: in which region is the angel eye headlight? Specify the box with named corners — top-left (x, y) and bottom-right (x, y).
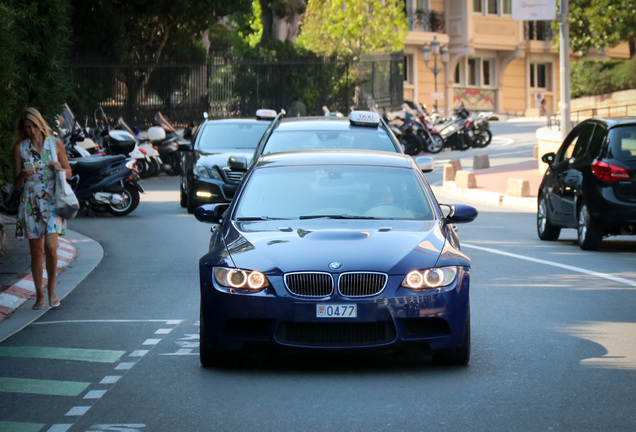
top-left (214, 267), bottom-right (269, 291)
top-left (401, 266), bottom-right (458, 289)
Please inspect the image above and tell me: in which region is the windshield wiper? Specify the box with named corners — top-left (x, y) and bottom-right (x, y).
top-left (235, 216), bottom-right (289, 221)
top-left (299, 214), bottom-right (378, 220)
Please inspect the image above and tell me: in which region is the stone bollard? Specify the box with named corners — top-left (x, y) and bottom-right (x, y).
top-left (473, 154), bottom-right (490, 169)
top-left (506, 179), bottom-right (531, 197)
top-left (449, 159), bottom-right (462, 172)
top-left (455, 171), bottom-right (477, 189)
top-left (443, 164), bottom-right (456, 182)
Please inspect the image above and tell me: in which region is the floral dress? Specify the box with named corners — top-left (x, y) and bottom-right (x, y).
top-left (15, 136), bottom-right (66, 239)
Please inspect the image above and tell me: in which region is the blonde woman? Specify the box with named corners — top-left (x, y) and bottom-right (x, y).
top-left (13, 107), bottom-right (72, 309)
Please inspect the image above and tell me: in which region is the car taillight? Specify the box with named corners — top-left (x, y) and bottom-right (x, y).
top-left (592, 161), bottom-right (630, 183)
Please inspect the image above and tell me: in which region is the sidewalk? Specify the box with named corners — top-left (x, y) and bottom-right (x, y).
top-left (0, 215), bottom-right (103, 342)
top-left (431, 156), bottom-right (543, 211)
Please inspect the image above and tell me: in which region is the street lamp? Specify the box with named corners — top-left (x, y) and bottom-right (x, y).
top-left (421, 36), bottom-right (449, 113)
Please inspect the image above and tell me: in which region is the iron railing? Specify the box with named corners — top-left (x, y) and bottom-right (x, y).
top-left (407, 10), bottom-right (445, 33)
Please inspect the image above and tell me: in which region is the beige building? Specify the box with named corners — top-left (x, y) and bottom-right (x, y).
top-left (403, 0), bottom-right (631, 116)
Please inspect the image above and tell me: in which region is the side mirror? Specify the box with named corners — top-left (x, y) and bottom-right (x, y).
top-left (541, 152), bottom-right (555, 165)
top-left (228, 155), bottom-right (248, 172)
top-left (194, 203), bottom-right (230, 224)
top-left (413, 156), bottom-right (435, 173)
top-left (178, 140), bottom-right (192, 151)
top-left (442, 204), bottom-right (478, 224)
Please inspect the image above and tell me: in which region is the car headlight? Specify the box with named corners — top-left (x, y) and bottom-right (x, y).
top-left (194, 164), bottom-right (222, 180)
top-left (401, 266), bottom-right (458, 289)
top-left (214, 267), bottom-right (270, 291)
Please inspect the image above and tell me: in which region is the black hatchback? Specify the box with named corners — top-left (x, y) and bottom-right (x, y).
top-left (537, 117), bottom-right (636, 250)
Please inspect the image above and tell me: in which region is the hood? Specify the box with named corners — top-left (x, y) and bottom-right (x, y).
top-left (197, 149), bottom-right (254, 168)
top-left (220, 220), bottom-right (469, 275)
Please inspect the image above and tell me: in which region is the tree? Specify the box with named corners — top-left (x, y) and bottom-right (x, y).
top-left (568, 0), bottom-right (636, 58)
top-left (0, 0), bottom-right (72, 186)
top-left (296, 0), bottom-right (408, 58)
top-left (259, 0), bottom-right (306, 44)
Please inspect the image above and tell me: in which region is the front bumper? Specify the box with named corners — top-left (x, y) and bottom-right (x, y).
top-left (193, 177), bottom-right (239, 204)
top-left (199, 266), bottom-right (470, 354)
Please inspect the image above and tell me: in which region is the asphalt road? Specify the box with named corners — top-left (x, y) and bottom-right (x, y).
top-left (0, 121), bottom-right (635, 432)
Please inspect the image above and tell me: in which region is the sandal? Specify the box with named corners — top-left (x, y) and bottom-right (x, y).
top-left (49, 297), bottom-right (61, 308)
top-left (32, 301), bottom-right (46, 310)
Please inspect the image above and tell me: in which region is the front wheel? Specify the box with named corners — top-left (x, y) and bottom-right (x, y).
top-left (106, 182), bottom-right (140, 216)
top-left (537, 195), bottom-right (561, 240)
top-left (471, 130), bottom-right (492, 148)
top-left (577, 202), bottom-right (603, 250)
top-left (425, 134), bottom-right (444, 153)
top-left (200, 310), bottom-right (236, 368)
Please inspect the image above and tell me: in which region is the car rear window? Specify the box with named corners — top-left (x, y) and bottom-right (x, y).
top-left (608, 125), bottom-right (636, 162)
top-left (262, 129), bottom-right (397, 155)
top-left (197, 122), bottom-right (269, 151)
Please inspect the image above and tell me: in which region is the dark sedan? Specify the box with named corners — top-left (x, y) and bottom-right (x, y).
top-left (195, 150), bottom-right (478, 367)
top-left (179, 111), bottom-right (275, 213)
top-left (537, 117), bottom-right (636, 250)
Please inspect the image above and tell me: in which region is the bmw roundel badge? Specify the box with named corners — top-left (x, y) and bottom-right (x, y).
top-left (329, 261), bottom-right (342, 270)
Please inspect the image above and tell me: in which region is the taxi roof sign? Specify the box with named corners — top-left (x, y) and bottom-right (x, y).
top-left (256, 109), bottom-right (277, 120)
top-left (349, 111), bottom-right (380, 127)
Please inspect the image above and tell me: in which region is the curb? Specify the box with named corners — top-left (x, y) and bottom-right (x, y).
top-left (0, 237), bottom-right (77, 321)
top-left (432, 182), bottom-right (537, 211)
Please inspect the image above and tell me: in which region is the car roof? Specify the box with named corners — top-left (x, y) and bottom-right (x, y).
top-left (254, 149), bottom-right (416, 169)
top-left (583, 117), bottom-right (636, 128)
top-left (202, 118), bottom-right (270, 125)
top-left (275, 116), bottom-right (359, 130)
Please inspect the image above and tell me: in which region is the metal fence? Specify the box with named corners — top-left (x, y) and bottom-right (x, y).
top-left (68, 53), bottom-right (404, 128)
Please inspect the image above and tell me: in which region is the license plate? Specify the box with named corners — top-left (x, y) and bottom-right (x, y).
top-left (316, 304), bottom-right (357, 318)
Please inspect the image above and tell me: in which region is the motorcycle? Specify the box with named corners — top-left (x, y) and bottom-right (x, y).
top-left (94, 107), bottom-right (162, 179)
top-left (147, 112), bottom-right (181, 176)
top-left (58, 104), bottom-right (103, 157)
top-left (383, 111), bottom-right (425, 156)
top-left (403, 104), bottom-right (444, 154)
top-left (467, 111), bottom-right (493, 147)
top-left (67, 154), bottom-right (143, 216)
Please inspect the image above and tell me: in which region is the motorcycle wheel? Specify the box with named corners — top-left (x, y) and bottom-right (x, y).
top-left (425, 135), bottom-right (444, 153)
top-left (472, 130), bottom-right (492, 148)
top-left (401, 134), bottom-right (423, 156)
top-left (106, 183), bottom-right (140, 216)
top-left (137, 159), bottom-right (150, 179)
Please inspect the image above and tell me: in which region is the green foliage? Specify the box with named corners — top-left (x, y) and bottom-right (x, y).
top-left (570, 58), bottom-right (636, 98)
top-left (296, 0), bottom-right (408, 58)
top-left (568, 0), bottom-right (636, 57)
top-left (0, 0), bottom-right (72, 187)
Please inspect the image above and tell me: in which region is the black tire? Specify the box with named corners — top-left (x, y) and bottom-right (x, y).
top-left (471, 130), bottom-right (492, 148)
top-left (136, 159), bottom-right (150, 179)
top-left (200, 310), bottom-right (235, 368)
top-left (401, 134), bottom-right (423, 156)
top-left (537, 195), bottom-right (561, 241)
top-left (179, 180), bottom-right (187, 208)
top-left (186, 187), bottom-right (199, 214)
top-left (433, 307), bottom-right (470, 366)
top-left (426, 134), bottom-right (444, 153)
top-left (106, 183), bottom-right (140, 216)
top-left (577, 202), bottom-right (603, 250)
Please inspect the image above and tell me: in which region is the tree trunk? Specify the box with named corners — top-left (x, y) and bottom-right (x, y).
top-left (260, 0), bottom-right (306, 44)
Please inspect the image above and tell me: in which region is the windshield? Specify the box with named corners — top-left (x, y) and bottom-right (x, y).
top-left (262, 128), bottom-right (397, 155)
top-left (235, 165), bottom-right (434, 221)
top-left (197, 122), bottom-right (269, 152)
top-left (608, 126), bottom-right (636, 161)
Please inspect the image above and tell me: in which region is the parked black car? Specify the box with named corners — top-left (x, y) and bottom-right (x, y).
top-left (179, 111), bottom-right (276, 213)
top-left (537, 117), bottom-right (636, 250)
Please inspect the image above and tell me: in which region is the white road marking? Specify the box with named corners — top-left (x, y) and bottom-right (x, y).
top-left (463, 243), bottom-right (636, 287)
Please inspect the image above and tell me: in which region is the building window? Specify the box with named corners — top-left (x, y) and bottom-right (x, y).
top-left (404, 55), bottom-right (414, 85)
top-left (473, 0), bottom-right (510, 15)
top-left (530, 62), bottom-right (551, 90)
top-left (457, 58), bottom-right (496, 88)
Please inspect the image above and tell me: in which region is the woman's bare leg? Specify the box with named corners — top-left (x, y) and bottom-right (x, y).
top-left (28, 238), bottom-right (45, 305)
top-left (44, 233), bottom-right (59, 305)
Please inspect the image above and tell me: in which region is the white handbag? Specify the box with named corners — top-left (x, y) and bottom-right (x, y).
top-left (49, 137), bottom-right (79, 220)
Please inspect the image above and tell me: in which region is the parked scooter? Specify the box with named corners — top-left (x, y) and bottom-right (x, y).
top-left (383, 111), bottom-right (425, 155)
top-left (147, 112), bottom-right (181, 175)
top-left (403, 104), bottom-right (444, 154)
top-left (94, 107), bottom-right (162, 179)
top-left (67, 155), bottom-right (143, 216)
